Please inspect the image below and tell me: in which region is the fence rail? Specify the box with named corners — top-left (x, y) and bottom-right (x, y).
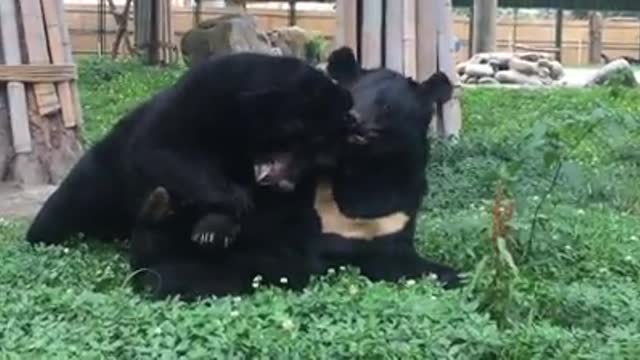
top-left (65, 4), bottom-right (640, 66)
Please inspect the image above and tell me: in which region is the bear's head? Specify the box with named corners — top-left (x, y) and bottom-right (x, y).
top-left (230, 55), bottom-right (364, 191)
top-left (178, 52), bottom-right (367, 192)
top-left (326, 47), bottom-right (453, 161)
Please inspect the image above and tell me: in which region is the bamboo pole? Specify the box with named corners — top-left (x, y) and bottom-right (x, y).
top-left (0, 0), bottom-right (32, 153)
top-left (402, 0), bottom-right (417, 78)
top-left (361, 0), bottom-right (383, 68)
top-left (385, 0), bottom-right (404, 73)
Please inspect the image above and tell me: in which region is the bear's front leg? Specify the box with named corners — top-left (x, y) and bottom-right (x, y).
top-left (131, 148), bottom-right (255, 219)
top-left (190, 212), bottom-right (240, 249)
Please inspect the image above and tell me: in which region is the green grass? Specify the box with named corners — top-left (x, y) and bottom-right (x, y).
top-left (1, 57), bottom-right (640, 359)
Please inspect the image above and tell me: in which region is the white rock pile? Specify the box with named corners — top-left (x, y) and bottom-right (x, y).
top-left (456, 52), bottom-right (565, 86)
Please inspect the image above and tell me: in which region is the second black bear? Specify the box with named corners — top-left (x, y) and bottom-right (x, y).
top-left (298, 46), bottom-right (462, 288)
top-left (25, 52), bottom-right (358, 249)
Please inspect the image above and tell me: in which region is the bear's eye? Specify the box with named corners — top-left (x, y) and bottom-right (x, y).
top-left (382, 104), bottom-right (392, 114)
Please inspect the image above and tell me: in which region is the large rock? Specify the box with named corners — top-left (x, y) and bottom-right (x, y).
top-left (180, 14), bottom-right (275, 67)
top-left (495, 70), bottom-right (544, 86)
top-left (538, 59), bottom-right (564, 80)
top-left (509, 57), bottom-right (539, 76)
top-left (585, 59), bottom-right (638, 87)
top-left (464, 63), bottom-right (494, 78)
top-left (266, 26), bottom-right (311, 60)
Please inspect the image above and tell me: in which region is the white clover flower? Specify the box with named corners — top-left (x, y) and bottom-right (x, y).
top-left (230, 310), bottom-right (240, 317)
top-left (281, 319), bottom-right (295, 330)
top-left (405, 279), bottom-right (416, 287)
top-left (327, 268), bottom-right (336, 275)
top-left (279, 277), bottom-right (288, 284)
top-left (349, 285), bottom-right (358, 295)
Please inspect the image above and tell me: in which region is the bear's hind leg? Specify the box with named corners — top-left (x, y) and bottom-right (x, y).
top-left (25, 154), bottom-right (125, 246)
top-left (357, 250), bottom-right (463, 290)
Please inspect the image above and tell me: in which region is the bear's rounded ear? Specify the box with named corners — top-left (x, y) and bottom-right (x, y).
top-left (327, 46), bottom-right (361, 85)
top-left (417, 72), bottom-right (454, 104)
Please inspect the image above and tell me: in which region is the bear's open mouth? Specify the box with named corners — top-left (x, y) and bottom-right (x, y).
top-left (253, 152), bottom-right (296, 191)
top-left (348, 125), bottom-right (380, 145)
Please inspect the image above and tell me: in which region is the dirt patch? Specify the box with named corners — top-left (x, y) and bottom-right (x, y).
top-left (0, 182), bottom-right (56, 220)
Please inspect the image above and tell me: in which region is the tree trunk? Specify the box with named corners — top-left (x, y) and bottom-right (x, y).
top-left (588, 12), bottom-right (603, 65)
top-left (472, 0), bottom-right (497, 54)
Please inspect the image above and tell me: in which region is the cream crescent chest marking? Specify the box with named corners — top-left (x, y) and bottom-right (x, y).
top-left (313, 180), bottom-right (410, 241)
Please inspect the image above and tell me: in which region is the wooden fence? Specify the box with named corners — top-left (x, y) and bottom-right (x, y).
top-left (65, 4), bottom-right (640, 66)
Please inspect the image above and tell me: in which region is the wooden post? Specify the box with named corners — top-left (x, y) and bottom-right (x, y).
top-left (434, 0), bottom-right (462, 138)
top-left (361, 0), bottom-right (383, 68)
top-left (588, 12), bottom-right (603, 65)
top-left (467, 4), bottom-right (474, 59)
top-left (335, 0), bottom-right (358, 53)
top-left (472, 0), bottom-right (497, 54)
top-left (555, 8), bottom-right (564, 62)
top-left (416, 0), bottom-right (436, 81)
top-left (288, 0), bottom-right (297, 26)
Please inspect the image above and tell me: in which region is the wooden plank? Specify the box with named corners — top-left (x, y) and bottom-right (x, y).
top-left (20, 0), bottom-right (61, 116)
top-left (0, 0), bottom-right (33, 153)
top-left (41, 0), bottom-right (77, 128)
top-left (385, 0), bottom-right (404, 73)
top-left (335, 0), bottom-right (358, 53)
top-left (361, 0), bottom-right (383, 68)
top-left (402, 0), bottom-right (417, 78)
top-left (54, 0), bottom-right (84, 126)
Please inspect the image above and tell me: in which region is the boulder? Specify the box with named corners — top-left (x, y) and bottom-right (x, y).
top-left (495, 70), bottom-right (543, 86)
top-left (509, 57), bottom-right (539, 76)
top-left (180, 14), bottom-right (275, 67)
top-left (266, 26), bottom-right (311, 60)
top-left (478, 76), bottom-right (500, 85)
top-left (465, 63), bottom-right (494, 78)
top-left (538, 59), bottom-right (565, 80)
top-left (585, 59), bottom-right (638, 87)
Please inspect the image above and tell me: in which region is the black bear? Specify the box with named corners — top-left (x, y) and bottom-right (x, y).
top-left (128, 47), bottom-right (462, 301)
top-left (283, 46), bottom-right (462, 289)
top-left (25, 52), bottom-right (358, 250)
